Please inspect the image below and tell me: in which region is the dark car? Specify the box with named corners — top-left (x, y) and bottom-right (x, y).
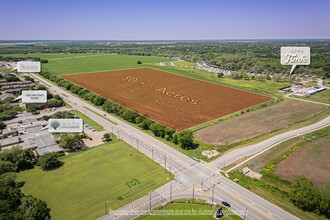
top-left (216, 207), bottom-right (224, 218)
top-left (222, 201), bottom-right (230, 207)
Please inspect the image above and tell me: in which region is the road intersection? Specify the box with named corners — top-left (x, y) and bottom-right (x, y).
top-left (30, 73), bottom-right (329, 220)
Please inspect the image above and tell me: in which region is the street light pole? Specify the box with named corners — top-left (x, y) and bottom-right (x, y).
top-left (170, 182), bottom-right (172, 202)
top-left (192, 184), bottom-right (195, 203)
top-left (164, 155), bottom-right (167, 172)
top-left (201, 178), bottom-right (203, 191)
top-left (212, 184), bottom-right (215, 206)
top-left (149, 192), bottom-right (152, 212)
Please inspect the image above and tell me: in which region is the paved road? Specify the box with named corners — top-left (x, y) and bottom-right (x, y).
top-left (30, 73), bottom-right (328, 220)
top-left (210, 116), bottom-right (330, 170)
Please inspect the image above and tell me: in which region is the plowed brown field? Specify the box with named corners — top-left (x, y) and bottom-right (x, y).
top-left (63, 68), bottom-right (272, 130)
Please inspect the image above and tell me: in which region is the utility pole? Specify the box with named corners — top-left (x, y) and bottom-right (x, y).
top-left (137, 140), bottom-right (139, 153)
top-left (151, 148), bottom-right (154, 160)
top-left (201, 178), bottom-right (204, 191)
top-left (170, 182), bottom-right (172, 202)
top-left (164, 155), bottom-right (167, 172)
top-left (212, 184), bottom-right (215, 206)
top-left (192, 184), bottom-right (195, 203)
top-left (149, 192), bottom-right (152, 212)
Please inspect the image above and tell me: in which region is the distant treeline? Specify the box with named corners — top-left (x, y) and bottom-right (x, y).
top-left (1, 40), bottom-right (329, 77)
top-left (0, 56), bottom-right (48, 63)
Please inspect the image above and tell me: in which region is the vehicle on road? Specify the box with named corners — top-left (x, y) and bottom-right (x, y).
top-left (222, 201), bottom-right (231, 207)
top-left (216, 207), bottom-right (224, 218)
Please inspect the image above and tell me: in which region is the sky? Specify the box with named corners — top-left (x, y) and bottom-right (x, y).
top-left (1, 0), bottom-right (329, 40)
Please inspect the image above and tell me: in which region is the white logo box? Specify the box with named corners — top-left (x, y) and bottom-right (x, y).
top-left (280, 47), bottom-right (310, 75)
top-left (17, 61), bottom-right (41, 73)
top-left (48, 119), bottom-right (83, 133)
top-left (22, 90), bottom-right (47, 103)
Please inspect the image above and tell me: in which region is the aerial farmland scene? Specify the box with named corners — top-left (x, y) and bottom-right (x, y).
top-left (0, 1), bottom-right (329, 220)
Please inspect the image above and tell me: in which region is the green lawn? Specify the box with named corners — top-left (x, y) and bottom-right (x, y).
top-left (16, 142), bottom-right (171, 220)
top-left (72, 109), bottom-right (104, 131)
top-left (42, 54), bottom-right (168, 75)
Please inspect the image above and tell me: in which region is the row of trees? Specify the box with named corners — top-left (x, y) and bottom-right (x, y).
top-left (0, 146), bottom-right (63, 173)
top-left (39, 71), bottom-right (198, 150)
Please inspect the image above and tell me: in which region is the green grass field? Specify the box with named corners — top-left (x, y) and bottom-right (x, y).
top-left (1, 53), bottom-right (168, 75)
top-left (16, 142), bottom-right (171, 220)
top-left (43, 55), bottom-right (167, 75)
top-left (72, 109), bottom-right (104, 131)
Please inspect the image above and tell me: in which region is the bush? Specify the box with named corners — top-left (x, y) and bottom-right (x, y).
top-left (38, 153), bottom-right (63, 171)
top-left (19, 195), bottom-right (51, 220)
top-left (0, 161), bottom-right (16, 175)
top-left (291, 176), bottom-right (330, 217)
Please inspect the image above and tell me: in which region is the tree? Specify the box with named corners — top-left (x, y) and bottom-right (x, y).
top-left (137, 61), bottom-right (142, 64)
top-left (103, 133), bottom-right (112, 142)
top-left (176, 131), bottom-right (197, 150)
top-left (59, 134), bottom-right (81, 151)
top-left (149, 123), bottom-right (165, 137)
top-left (38, 153), bottom-right (62, 171)
top-left (0, 161), bottom-right (15, 175)
top-left (0, 147), bottom-right (36, 172)
top-left (19, 195), bottom-right (51, 220)
top-left (217, 72), bottom-right (224, 78)
top-left (138, 118), bottom-right (152, 130)
top-left (290, 176), bottom-right (322, 212)
top-left (92, 96), bottom-right (106, 106)
top-left (120, 109), bottom-right (139, 123)
top-left (0, 121), bottom-right (6, 129)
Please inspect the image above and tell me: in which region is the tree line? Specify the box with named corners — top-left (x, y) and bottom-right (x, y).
top-left (1, 40), bottom-right (329, 77)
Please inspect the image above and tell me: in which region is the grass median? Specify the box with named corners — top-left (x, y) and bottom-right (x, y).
top-left (72, 109), bottom-right (104, 131)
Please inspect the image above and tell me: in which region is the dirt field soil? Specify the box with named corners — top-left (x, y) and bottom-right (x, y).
top-left (194, 100), bottom-right (326, 145)
top-left (63, 68), bottom-right (271, 130)
top-left (275, 135), bottom-right (330, 185)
